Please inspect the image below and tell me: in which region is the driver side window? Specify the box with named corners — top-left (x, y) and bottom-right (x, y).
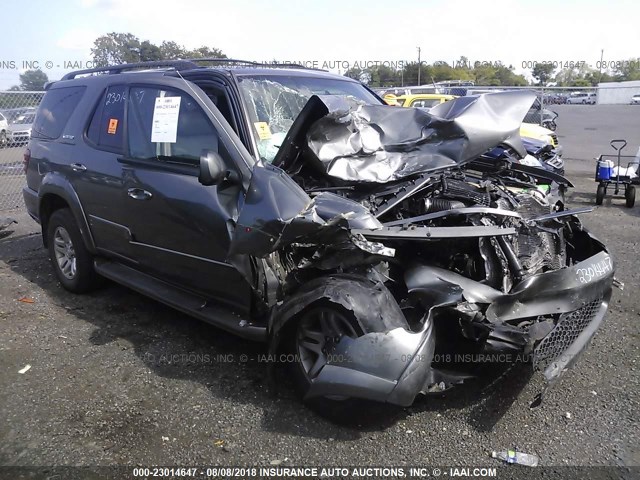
top-left (127, 87), bottom-right (224, 165)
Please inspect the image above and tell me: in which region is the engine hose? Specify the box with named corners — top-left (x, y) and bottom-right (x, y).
top-left (424, 198), bottom-right (466, 213)
top-left (496, 236), bottom-right (524, 283)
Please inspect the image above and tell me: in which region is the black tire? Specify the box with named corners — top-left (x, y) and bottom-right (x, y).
top-left (46, 208), bottom-right (101, 293)
top-left (596, 184), bottom-right (606, 205)
top-left (0, 131), bottom-right (6, 148)
top-left (625, 186), bottom-right (635, 208)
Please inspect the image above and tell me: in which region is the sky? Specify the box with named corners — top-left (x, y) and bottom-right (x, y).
top-left (1, 0), bottom-right (639, 89)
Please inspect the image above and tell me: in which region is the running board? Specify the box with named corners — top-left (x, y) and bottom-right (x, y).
top-left (94, 259), bottom-right (267, 342)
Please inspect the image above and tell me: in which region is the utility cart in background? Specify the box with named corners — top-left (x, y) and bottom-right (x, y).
top-left (595, 139), bottom-right (639, 208)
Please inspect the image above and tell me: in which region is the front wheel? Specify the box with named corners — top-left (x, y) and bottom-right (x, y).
top-left (596, 184), bottom-right (606, 205)
top-left (47, 208), bottom-right (101, 293)
top-left (292, 305), bottom-right (362, 395)
top-left (625, 186), bottom-right (635, 208)
top-left (0, 131), bottom-right (6, 148)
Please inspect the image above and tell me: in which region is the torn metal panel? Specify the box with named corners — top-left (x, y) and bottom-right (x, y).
top-left (485, 250), bottom-right (614, 322)
top-left (268, 274), bottom-right (409, 343)
top-left (229, 163), bottom-right (383, 257)
top-left (298, 91), bottom-right (534, 183)
top-left (306, 322), bottom-right (436, 406)
top-left (405, 264), bottom-right (502, 305)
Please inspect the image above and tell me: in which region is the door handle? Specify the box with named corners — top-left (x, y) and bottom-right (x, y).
top-left (127, 188), bottom-right (153, 200)
top-left (70, 163), bottom-right (87, 172)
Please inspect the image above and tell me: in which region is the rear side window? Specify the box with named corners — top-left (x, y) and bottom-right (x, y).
top-left (87, 85), bottom-right (127, 152)
top-left (32, 86), bottom-right (86, 139)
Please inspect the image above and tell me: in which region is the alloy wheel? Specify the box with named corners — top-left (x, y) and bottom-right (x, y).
top-left (53, 226), bottom-right (77, 279)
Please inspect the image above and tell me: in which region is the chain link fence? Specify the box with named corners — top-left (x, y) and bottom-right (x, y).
top-left (0, 91), bottom-right (44, 211)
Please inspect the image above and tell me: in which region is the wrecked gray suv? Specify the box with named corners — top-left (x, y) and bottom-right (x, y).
top-left (23, 60), bottom-right (615, 410)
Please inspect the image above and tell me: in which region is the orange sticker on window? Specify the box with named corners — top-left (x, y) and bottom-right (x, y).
top-left (107, 118), bottom-right (118, 135)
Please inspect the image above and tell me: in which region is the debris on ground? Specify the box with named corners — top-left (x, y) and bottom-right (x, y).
top-left (491, 449), bottom-right (539, 466)
top-left (18, 365), bottom-right (31, 374)
top-left (18, 297), bottom-right (35, 304)
top-left (0, 217), bottom-right (17, 231)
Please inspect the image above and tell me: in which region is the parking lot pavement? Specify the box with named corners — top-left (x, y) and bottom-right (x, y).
top-left (552, 105), bottom-right (640, 162)
top-left (0, 118), bottom-right (639, 469)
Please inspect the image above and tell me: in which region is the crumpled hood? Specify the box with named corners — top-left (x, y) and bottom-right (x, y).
top-left (275, 91), bottom-right (536, 184)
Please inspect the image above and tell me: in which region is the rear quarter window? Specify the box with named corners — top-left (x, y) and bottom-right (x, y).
top-left (86, 85), bottom-right (127, 152)
top-left (32, 86), bottom-right (86, 139)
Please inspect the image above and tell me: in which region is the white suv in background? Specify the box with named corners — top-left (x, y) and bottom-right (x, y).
top-left (631, 94), bottom-right (640, 105)
top-left (0, 112), bottom-right (8, 147)
top-left (567, 92), bottom-right (597, 104)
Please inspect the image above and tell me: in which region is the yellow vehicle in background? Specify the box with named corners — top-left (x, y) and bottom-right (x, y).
top-left (520, 122), bottom-right (560, 149)
top-left (384, 93), bottom-right (455, 108)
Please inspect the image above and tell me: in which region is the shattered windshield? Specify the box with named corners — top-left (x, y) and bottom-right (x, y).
top-left (236, 74), bottom-right (380, 163)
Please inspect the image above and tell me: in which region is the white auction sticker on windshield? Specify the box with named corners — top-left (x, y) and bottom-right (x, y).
top-left (151, 96), bottom-right (181, 143)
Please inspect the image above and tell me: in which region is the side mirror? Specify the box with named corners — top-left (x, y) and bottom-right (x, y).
top-left (199, 150), bottom-right (228, 186)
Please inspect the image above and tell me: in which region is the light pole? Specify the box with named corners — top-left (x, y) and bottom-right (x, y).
top-left (598, 49), bottom-right (604, 83)
top-left (417, 47), bottom-right (422, 85)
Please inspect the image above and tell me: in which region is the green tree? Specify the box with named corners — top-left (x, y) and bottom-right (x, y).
top-left (187, 46), bottom-right (227, 59)
top-left (532, 63), bottom-right (555, 85)
top-left (368, 65), bottom-right (400, 87)
top-left (494, 65), bottom-right (527, 86)
top-left (614, 57), bottom-right (640, 81)
top-left (138, 40), bottom-right (162, 62)
top-left (19, 69), bottom-right (49, 91)
top-left (159, 41), bottom-right (187, 59)
top-left (91, 32), bottom-right (143, 66)
top-left (91, 33), bottom-right (227, 67)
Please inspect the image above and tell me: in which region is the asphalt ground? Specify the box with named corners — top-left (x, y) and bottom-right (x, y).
top-left (0, 105), bottom-right (638, 471)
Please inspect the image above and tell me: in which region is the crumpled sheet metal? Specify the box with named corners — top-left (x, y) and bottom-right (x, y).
top-left (229, 163), bottom-right (384, 257)
top-left (306, 91), bottom-right (535, 183)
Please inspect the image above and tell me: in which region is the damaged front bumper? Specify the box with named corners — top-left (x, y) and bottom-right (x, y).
top-left (303, 233), bottom-right (614, 407)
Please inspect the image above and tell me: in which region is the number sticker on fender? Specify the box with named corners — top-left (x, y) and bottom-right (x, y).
top-left (576, 257), bottom-right (612, 284)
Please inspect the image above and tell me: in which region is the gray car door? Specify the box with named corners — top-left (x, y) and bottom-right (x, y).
top-left (119, 78), bottom-right (255, 314)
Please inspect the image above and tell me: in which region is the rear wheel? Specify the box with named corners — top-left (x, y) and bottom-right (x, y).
top-left (47, 208), bottom-right (101, 293)
top-left (625, 186), bottom-right (635, 208)
top-left (596, 184), bottom-right (606, 205)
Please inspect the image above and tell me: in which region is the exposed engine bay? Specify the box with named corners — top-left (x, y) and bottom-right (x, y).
top-left (228, 91), bottom-right (615, 407)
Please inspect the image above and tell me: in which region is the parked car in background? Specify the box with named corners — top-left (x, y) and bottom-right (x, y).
top-left (8, 111), bottom-right (35, 145)
top-left (546, 93), bottom-right (568, 104)
top-left (0, 112), bottom-right (9, 147)
top-left (523, 98), bottom-right (558, 130)
top-left (393, 93), bottom-right (456, 108)
top-left (566, 92), bottom-right (596, 104)
top-left (631, 94), bottom-right (640, 105)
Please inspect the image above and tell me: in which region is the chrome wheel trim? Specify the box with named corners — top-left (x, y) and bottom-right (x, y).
top-left (53, 226), bottom-right (76, 279)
